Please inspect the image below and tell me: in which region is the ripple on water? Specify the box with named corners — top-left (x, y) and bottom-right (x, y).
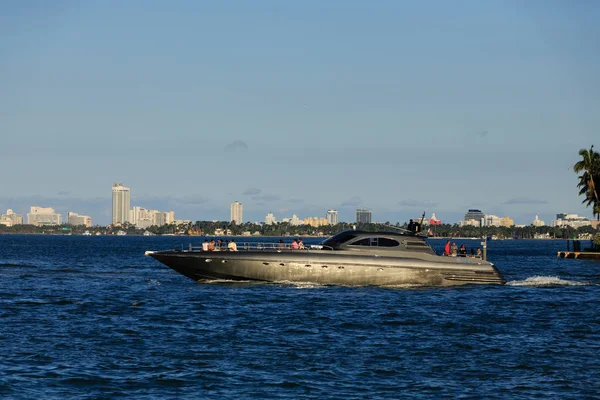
top-left (507, 276), bottom-right (593, 287)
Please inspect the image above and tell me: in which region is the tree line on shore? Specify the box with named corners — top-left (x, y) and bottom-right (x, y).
top-left (1, 220), bottom-right (598, 240)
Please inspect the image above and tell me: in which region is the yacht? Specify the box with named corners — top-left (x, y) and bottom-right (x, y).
top-left (146, 230), bottom-right (505, 286)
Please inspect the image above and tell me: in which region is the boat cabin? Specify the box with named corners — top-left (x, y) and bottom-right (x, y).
top-left (320, 230), bottom-right (436, 255)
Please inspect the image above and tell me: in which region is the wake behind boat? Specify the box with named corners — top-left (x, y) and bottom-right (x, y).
top-left (146, 230), bottom-right (505, 286)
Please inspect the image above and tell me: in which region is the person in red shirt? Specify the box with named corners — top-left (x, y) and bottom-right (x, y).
top-left (444, 240), bottom-right (451, 256)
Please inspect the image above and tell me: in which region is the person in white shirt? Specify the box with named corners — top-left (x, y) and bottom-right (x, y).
top-left (201, 239), bottom-right (209, 252)
top-left (228, 239), bottom-right (238, 251)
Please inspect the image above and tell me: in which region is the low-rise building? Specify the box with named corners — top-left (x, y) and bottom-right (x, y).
top-left (0, 209), bottom-right (24, 227)
top-left (67, 212), bottom-right (92, 227)
top-left (532, 215), bottom-right (546, 227)
top-left (265, 213), bottom-right (276, 225)
top-left (484, 215), bottom-right (514, 227)
top-left (27, 206), bottom-right (62, 226)
top-left (551, 213), bottom-right (591, 228)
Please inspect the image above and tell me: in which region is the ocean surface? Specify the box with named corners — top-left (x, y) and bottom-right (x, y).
top-left (1, 235), bottom-right (599, 399)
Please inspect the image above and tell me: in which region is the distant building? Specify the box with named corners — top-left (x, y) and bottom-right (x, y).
top-left (265, 212), bottom-right (276, 225)
top-left (302, 217), bottom-right (329, 227)
top-left (484, 215), bottom-right (514, 227)
top-left (0, 209), bottom-right (24, 227)
top-left (290, 214), bottom-right (302, 226)
top-left (153, 211), bottom-right (175, 226)
top-left (532, 215), bottom-right (546, 227)
top-left (429, 213), bottom-right (441, 225)
top-left (463, 209), bottom-right (484, 227)
top-left (552, 213), bottom-right (591, 228)
top-left (326, 209), bottom-right (339, 225)
top-left (356, 209), bottom-right (372, 224)
top-left (27, 206), bottom-right (62, 226)
top-left (129, 206), bottom-right (174, 227)
top-left (67, 212), bottom-right (92, 227)
top-left (112, 183), bottom-right (131, 225)
top-left (230, 201), bottom-right (243, 224)
top-left (458, 219), bottom-right (481, 227)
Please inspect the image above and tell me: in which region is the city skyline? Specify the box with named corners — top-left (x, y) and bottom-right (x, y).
top-left (1, 2), bottom-right (599, 226)
top-left (1, 189), bottom-right (595, 228)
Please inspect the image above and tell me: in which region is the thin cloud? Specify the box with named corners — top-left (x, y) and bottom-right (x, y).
top-left (288, 198), bottom-right (304, 204)
top-left (242, 188), bottom-right (262, 196)
top-left (174, 196), bottom-right (209, 205)
top-left (224, 140), bottom-right (249, 152)
top-left (340, 196), bottom-right (362, 207)
top-left (475, 130), bottom-right (489, 138)
top-left (503, 198), bottom-right (548, 205)
top-left (252, 194), bottom-right (280, 202)
top-left (398, 199), bottom-right (438, 208)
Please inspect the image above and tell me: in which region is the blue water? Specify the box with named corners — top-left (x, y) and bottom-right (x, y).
top-left (1, 235), bottom-right (599, 399)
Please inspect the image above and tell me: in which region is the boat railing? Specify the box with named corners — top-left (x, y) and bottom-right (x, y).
top-left (184, 242), bottom-right (333, 252)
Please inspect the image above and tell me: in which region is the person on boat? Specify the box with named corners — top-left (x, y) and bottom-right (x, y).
top-left (216, 239), bottom-right (223, 251)
top-left (291, 239), bottom-right (299, 250)
top-left (202, 239), bottom-right (209, 252)
top-left (476, 248), bottom-right (482, 258)
top-left (298, 238), bottom-right (305, 249)
top-left (407, 219), bottom-right (416, 233)
top-left (444, 240), bottom-right (451, 256)
top-left (228, 239), bottom-right (238, 251)
top-left (451, 242), bottom-right (458, 257)
top-left (208, 239), bottom-right (215, 252)
top-left (277, 239), bottom-right (285, 249)
top-left (458, 244), bottom-right (467, 257)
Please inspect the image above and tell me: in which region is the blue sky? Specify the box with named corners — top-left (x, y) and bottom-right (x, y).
top-left (1, 0), bottom-right (599, 225)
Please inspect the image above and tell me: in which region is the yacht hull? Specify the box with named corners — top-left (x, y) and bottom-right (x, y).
top-left (150, 250), bottom-right (505, 286)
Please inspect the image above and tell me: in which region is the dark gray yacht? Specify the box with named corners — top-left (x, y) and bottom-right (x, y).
top-left (146, 230), bottom-right (505, 286)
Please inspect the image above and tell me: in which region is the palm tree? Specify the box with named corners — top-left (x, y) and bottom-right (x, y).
top-left (574, 145), bottom-right (600, 220)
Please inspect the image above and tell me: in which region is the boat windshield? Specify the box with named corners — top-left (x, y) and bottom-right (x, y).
top-left (321, 231), bottom-right (358, 248)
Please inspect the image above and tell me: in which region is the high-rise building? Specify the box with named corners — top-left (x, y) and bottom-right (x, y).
top-left (27, 206), bottom-right (62, 226)
top-left (356, 209), bottom-right (372, 224)
top-left (265, 212), bottom-right (276, 225)
top-left (67, 212), bottom-right (92, 227)
top-left (112, 183), bottom-right (131, 225)
top-left (230, 201), bottom-right (243, 224)
top-left (326, 209), bottom-right (338, 225)
top-left (464, 209), bottom-right (484, 226)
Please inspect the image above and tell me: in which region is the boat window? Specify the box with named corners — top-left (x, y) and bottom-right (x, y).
top-left (321, 231), bottom-right (358, 248)
top-left (377, 238), bottom-right (400, 247)
top-left (349, 238), bottom-right (371, 246)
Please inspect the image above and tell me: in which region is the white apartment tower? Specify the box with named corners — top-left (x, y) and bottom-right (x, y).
top-left (230, 201), bottom-right (243, 224)
top-left (326, 209), bottom-right (339, 225)
top-left (112, 183), bottom-right (131, 225)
